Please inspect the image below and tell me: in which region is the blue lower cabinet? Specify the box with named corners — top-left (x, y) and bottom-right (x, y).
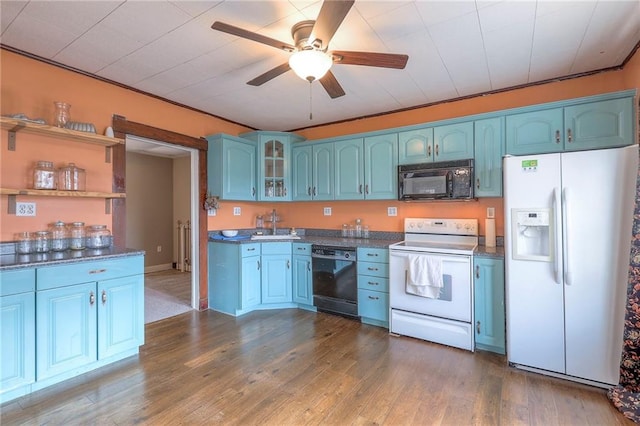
top-left (473, 257), bottom-right (505, 354)
top-left (292, 243), bottom-right (313, 307)
top-left (261, 243), bottom-right (293, 304)
top-left (1, 289), bottom-right (36, 396)
top-left (357, 248), bottom-right (389, 328)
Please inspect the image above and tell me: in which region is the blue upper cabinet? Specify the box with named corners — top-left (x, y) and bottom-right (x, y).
top-left (506, 97), bottom-right (633, 155)
top-left (564, 97), bottom-right (633, 151)
top-left (474, 117), bottom-right (504, 197)
top-left (398, 128), bottom-right (434, 164)
top-left (242, 131), bottom-right (305, 202)
top-left (506, 108), bottom-right (564, 155)
top-left (364, 134), bottom-right (398, 200)
top-left (206, 134), bottom-right (257, 201)
top-left (334, 138), bottom-right (365, 200)
top-left (433, 122), bottom-right (474, 161)
top-left (292, 142), bottom-right (334, 201)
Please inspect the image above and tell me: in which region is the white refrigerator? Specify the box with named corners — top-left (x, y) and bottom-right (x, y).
top-left (504, 144), bottom-right (638, 386)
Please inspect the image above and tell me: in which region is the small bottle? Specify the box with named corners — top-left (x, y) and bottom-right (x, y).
top-left (69, 222), bottom-right (86, 250)
top-left (49, 221), bottom-right (69, 251)
top-left (33, 231), bottom-right (52, 253)
top-left (33, 161), bottom-right (56, 189)
top-left (355, 219), bottom-right (362, 238)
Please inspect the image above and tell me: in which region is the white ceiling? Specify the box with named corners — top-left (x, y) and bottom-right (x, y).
top-left (1, 0), bottom-right (639, 132)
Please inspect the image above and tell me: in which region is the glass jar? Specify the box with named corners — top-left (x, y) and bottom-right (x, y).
top-left (355, 218), bottom-right (362, 238)
top-left (57, 163), bottom-right (86, 191)
top-left (33, 160), bottom-right (56, 190)
top-left (341, 224), bottom-right (348, 237)
top-left (49, 221), bottom-right (69, 251)
top-left (53, 101), bottom-right (71, 128)
top-left (69, 222), bottom-right (86, 250)
top-left (33, 231), bottom-right (52, 253)
top-left (86, 225), bottom-right (112, 249)
top-left (362, 225), bottom-right (370, 239)
top-left (15, 231), bottom-right (34, 254)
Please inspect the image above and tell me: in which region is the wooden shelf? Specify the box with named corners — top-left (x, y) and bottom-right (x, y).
top-left (1, 117), bottom-right (124, 148)
top-left (1, 188), bottom-right (126, 199)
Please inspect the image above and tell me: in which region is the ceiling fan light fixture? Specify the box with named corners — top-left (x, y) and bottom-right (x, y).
top-left (289, 50), bottom-right (332, 82)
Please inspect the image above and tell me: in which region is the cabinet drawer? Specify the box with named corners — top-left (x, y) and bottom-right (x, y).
top-left (357, 274), bottom-right (389, 292)
top-left (292, 243), bottom-right (311, 255)
top-left (357, 261), bottom-right (388, 278)
top-left (261, 242), bottom-right (292, 255)
top-left (358, 289), bottom-right (389, 322)
top-left (0, 268), bottom-right (35, 296)
top-left (37, 256), bottom-right (143, 290)
top-left (357, 247), bottom-right (388, 263)
top-left (241, 243), bottom-right (261, 257)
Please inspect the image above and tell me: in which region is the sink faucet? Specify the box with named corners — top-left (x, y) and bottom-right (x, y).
top-left (271, 209), bottom-right (277, 235)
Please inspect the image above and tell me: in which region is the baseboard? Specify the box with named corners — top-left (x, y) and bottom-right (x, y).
top-left (144, 263), bottom-right (173, 273)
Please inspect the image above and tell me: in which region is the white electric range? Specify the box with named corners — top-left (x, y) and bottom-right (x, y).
top-left (388, 218), bottom-right (478, 351)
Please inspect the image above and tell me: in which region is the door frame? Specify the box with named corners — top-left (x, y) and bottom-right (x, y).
top-left (112, 116), bottom-right (209, 310)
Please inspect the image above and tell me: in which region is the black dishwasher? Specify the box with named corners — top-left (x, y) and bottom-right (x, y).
top-left (311, 245), bottom-right (359, 319)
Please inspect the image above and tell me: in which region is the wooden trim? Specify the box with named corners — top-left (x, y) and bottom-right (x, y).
top-left (111, 115), bottom-right (209, 310)
top-left (0, 188), bottom-right (126, 198)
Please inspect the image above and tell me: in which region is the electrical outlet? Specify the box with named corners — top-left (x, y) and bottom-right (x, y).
top-left (387, 207), bottom-right (397, 217)
top-left (487, 207), bottom-right (495, 218)
top-left (157, 245), bottom-right (162, 253)
top-left (16, 202), bottom-right (36, 216)
top-left (233, 207), bottom-right (241, 216)
top-left (323, 207), bottom-right (332, 216)
top-left (208, 209), bottom-right (216, 216)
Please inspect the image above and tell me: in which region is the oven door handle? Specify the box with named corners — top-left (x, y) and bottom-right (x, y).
top-left (390, 252), bottom-right (470, 263)
top-left (311, 253), bottom-right (355, 261)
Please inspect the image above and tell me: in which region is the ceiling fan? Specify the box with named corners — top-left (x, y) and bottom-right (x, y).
top-left (211, 0), bottom-right (409, 99)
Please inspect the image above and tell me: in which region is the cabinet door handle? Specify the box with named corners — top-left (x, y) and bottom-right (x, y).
top-left (477, 321), bottom-right (481, 334)
top-left (312, 187), bottom-right (317, 196)
top-left (365, 184), bottom-right (369, 194)
top-left (435, 144), bottom-right (439, 156)
top-left (555, 130), bottom-right (561, 143)
top-left (475, 265), bottom-right (480, 279)
top-left (89, 269), bottom-right (106, 274)
top-left (567, 128), bottom-right (572, 142)
top-left (308, 186), bottom-right (311, 196)
top-left (476, 178), bottom-right (480, 189)
top-left (89, 291), bottom-right (95, 305)
top-left (287, 260), bottom-right (290, 269)
top-left (284, 187), bottom-right (287, 196)
top-left (101, 290), bottom-right (107, 304)
top-left (427, 145), bottom-right (431, 157)
top-left (368, 295), bottom-right (379, 300)
top-left (368, 281), bottom-right (379, 286)
top-left (307, 261), bottom-right (311, 271)
top-left (359, 184), bottom-right (363, 194)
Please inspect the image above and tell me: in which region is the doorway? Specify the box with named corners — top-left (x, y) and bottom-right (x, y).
top-left (125, 135), bottom-right (200, 322)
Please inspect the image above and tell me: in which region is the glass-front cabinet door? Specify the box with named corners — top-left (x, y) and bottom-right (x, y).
top-left (262, 138), bottom-right (287, 200)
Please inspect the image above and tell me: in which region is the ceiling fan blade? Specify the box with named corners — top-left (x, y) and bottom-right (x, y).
top-left (311, 0), bottom-right (355, 48)
top-left (247, 62), bottom-right (291, 86)
top-left (319, 70), bottom-right (346, 99)
top-left (332, 51), bottom-right (409, 69)
top-left (211, 21), bottom-right (295, 52)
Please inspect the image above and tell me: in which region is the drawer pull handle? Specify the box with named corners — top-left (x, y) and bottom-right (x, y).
top-left (89, 291), bottom-right (95, 305)
top-left (367, 253), bottom-right (378, 257)
top-left (368, 295), bottom-right (379, 300)
top-left (102, 290), bottom-right (107, 304)
top-left (368, 267), bottom-right (379, 271)
top-left (89, 269), bottom-right (106, 274)
top-left (368, 281), bottom-right (379, 286)
top-left (247, 248), bottom-right (256, 251)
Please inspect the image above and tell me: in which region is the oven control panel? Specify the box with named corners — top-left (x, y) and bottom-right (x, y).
top-left (404, 218), bottom-right (478, 236)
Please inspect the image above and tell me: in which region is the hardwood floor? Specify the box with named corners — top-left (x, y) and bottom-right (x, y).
top-left (1, 309), bottom-right (633, 425)
top-left (145, 269), bottom-right (191, 305)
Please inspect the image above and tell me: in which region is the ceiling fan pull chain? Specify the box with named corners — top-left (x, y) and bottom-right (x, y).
top-left (309, 80), bottom-right (313, 120)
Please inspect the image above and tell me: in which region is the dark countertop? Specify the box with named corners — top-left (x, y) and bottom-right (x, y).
top-left (474, 245), bottom-right (505, 259)
top-left (209, 235), bottom-right (400, 249)
top-left (0, 247), bottom-right (145, 271)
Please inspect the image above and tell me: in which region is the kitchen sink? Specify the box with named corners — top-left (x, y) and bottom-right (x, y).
top-left (250, 235), bottom-right (301, 240)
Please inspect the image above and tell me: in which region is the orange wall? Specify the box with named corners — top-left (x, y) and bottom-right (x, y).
top-left (2, 48), bottom-right (639, 243)
top-left (0, 50), bottom-right (251, 241)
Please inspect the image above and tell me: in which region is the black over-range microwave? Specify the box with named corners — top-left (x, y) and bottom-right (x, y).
top-left (398, 159), bottom-right (474, 201)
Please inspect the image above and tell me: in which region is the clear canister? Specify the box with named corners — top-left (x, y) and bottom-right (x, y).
top-left (49, 221), bottom-right (69, 251)
top-left (57, 163), bottom-right (86, 191)
top-left (86, 225), bottom-right (112, 249)
top-left (33, 231), bottom-right (52, 253)
top-left (69, 222), bottom-right (86, 250)
top-left (33, 161), bottom-right (56, 189)
top-left (15, 231), bottom-right (34, 254)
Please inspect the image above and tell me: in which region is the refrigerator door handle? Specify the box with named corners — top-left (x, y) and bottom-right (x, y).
top-left (562, 187), bottom-right (571, 286)
top-left (553, 187), bottom-right (562, 285)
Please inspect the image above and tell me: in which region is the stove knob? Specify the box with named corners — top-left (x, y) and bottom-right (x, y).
top-left (345, 253), bottom-right (350, 259)
top-left (408, 222), bottom-right (415, 228)
top-left (417, 222), bottom-right (423, 228)
top-left (456, 223), bottom-right (462, 229)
